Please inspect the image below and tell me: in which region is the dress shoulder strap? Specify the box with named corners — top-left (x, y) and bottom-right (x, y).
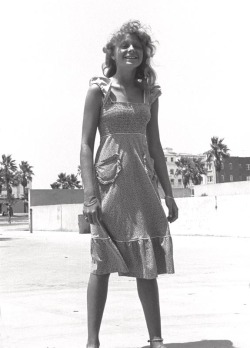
top-left (89, 77), bottom-right (112, 105)
top-left (148, 84), bottom-right (162, 106)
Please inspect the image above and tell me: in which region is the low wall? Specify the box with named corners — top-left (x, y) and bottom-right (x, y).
top-left (166, 194), bottom-right (250, 238)
top-left (30, 192), bottom-right (250, 237)
top-left (172, 187), bottom-right (192, 198)
top-left (158, 186), bottom-right (192, 198)
top-left (31, 204), bottom-right (83, 232)
top-left (30, 189), bottom-right (84, 206)
top-left (0, 199), bottom-right (25, 214)
top-left (194, 181), bottom-right (250, 196)
top-left (29, 189), bottom-right (85, 232)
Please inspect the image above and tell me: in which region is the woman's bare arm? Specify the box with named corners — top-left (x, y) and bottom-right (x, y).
top-left (147, 99), bottom-right (178, 222)
top-left (80, 84), bottom-right (102, 224)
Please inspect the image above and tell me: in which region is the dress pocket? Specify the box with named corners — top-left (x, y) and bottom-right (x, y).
top-left (95, 153), bottom-right (122, 185)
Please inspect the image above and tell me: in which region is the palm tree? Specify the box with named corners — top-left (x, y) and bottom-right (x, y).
top-left (192, 157), bottom-right (207, 185)
top-left (50, 172), bottom-right (82, 189)
top-left (0, 173), bottom-right (5, 195)
top-left (17, 161), bottom-right (34, 212)
top-left (175, 157), bottom-right (192, 188)
top-left (52, 172), bottom-right (69, 189)
top-left (175, 157), bottom-right (207, 187)
top-left (0, 155), bottom-right (18, 221)
top-left (0, 155), bottom-right (17, 201)
top-left (19, 161), bottom-right (34, 197)
top-left (67, 174), bottom-right (82, 189)
top-left (50, 182), bottom-right (61, 189)
top-left (206, 136), bottom-right (230, 182)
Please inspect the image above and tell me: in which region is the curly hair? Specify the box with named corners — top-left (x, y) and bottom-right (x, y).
top-left (102, 20), bottom-right (157, 87)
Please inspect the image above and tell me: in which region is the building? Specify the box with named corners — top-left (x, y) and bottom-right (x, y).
top-left (162, 148), bottom-right (250, 187)
top-left (0, 182), bottom-right (32, 214)
top-left (163, 147), bottom-right (183, 188)
top-left (217, 157), bottom-right (250, 183)
top-left (163, 147), bottom-right (214, 187)
top-left (203, 159), bottom-right (217, 185)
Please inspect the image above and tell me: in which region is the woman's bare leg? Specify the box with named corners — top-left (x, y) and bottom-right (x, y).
top-left (87, 273), bottom-right (110, 348)
top-left (136, 278), bottom-right (163, 343)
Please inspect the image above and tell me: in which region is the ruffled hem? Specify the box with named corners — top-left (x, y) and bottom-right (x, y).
top-left (90, 235), bottom-right (174, 279)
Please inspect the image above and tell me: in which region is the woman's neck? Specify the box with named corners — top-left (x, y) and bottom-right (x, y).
top-left (112, 69), bottom-right (137, 87)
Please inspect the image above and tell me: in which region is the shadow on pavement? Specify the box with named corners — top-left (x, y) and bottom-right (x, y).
top-left (0, 237), bottom-right (19, 241)
top-left (142, 340), bottom-right (236, 348)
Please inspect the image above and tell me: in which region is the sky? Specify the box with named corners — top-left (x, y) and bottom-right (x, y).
top-left (1, 0), bottom-right (250, 188)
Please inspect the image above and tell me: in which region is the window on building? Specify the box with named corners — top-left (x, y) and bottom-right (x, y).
top-left (178, 179), bottom-right (182, 186)
top-left (208, 163), bottom-right (212, 170)
top-left (229, 163), bottom-right (233, 170)
top-left (221, 175), bottom-right (224, 182)
top-left (170, 169), bottom-right (174, 175)
top-left (230, 175), bottom-right (233, 181)
top-left (208, 176), bottom-right (213, 183)
top-left (171, 157), bottom-right (174, 162)
top-left (165, 157), bottom-right (168, 162)
top-left (246, 164), bottom-right (250, 170)
top-left (246, 176), bottom-right (250, 181)
top-left (170, 179), bottom-right (174, 185)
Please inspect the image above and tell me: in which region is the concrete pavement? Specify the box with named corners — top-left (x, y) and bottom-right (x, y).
top-left (0, 221), bottom-right (249, 348)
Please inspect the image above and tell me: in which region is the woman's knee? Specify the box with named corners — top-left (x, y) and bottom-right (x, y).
top-left (89, 273), bottom-right (110, 284)
top-left (136, 277), bottom-right (157, 284)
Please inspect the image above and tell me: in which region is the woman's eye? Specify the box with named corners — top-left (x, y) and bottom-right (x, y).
top-left (120, 42), bottom-right (128, 48)
top-left (119, 41), bottom-right (142, 49)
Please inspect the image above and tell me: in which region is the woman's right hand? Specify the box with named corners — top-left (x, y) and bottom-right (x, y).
top-left (83, 197), bottom-right (102, 225)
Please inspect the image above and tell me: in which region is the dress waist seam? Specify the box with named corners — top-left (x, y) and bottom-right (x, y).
top-left (100, 132), bottom-right (146, 139)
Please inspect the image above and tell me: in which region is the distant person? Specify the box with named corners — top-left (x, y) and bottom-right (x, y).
top-left (80, 20), bottom-right (178, 348)
top-left (7, 205), bottom-right (13, 224)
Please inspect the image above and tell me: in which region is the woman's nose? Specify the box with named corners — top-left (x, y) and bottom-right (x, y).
top-left (128, 44), bottom-right (135, 51)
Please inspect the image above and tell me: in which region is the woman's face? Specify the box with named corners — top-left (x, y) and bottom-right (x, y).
top-left (112, 33), bottom-right (144, 70)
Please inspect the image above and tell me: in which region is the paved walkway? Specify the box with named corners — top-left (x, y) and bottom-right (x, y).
top-left (0, 223), bottom-right (249, 348)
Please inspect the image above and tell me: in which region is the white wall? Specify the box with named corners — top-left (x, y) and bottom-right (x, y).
top-left (166, 195), bottom-right (250, 238)
top-left (31, 195), bottom-right (250, 238)
top-left (31, 204), bottom-right (83, 232)
top-left (193, 181), bottom-right (250, 196)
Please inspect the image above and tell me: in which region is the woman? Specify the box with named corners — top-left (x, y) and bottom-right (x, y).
top-left (80, 20), bottom-right (178, 348)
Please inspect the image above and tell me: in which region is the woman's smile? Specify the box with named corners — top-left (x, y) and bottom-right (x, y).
top-left (124, 55), bottom-right (138, 59)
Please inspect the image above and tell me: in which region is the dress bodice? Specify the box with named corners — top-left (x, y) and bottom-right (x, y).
top-left (100, 102), bottom-right (151, 137)
top-left (89, 77), bottom-right (161, 138)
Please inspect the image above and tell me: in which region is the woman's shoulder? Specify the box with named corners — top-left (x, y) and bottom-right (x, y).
top-left (148, 83), bottom-right (162, 106)
top-left (89, 76), bottom-right (111, 98)
top-left (89, 76), bottom-right (111, 88)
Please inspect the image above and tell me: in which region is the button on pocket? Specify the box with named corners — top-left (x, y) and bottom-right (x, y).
top-left (95, 153), bottom-right (122, 185)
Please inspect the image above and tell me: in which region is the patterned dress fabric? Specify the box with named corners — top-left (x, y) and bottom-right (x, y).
top-left (89, 77), bottom-right (174, 279)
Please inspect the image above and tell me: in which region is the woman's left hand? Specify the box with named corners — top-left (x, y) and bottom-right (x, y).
top-left (165, 197), bottom-right (178, 223)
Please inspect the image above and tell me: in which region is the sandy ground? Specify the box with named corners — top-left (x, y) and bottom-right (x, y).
top-left (0, 217), bottom-right (249, 348)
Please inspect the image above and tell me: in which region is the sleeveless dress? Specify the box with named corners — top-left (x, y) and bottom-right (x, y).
top-left (89, 77), bottom-right (174, 279)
